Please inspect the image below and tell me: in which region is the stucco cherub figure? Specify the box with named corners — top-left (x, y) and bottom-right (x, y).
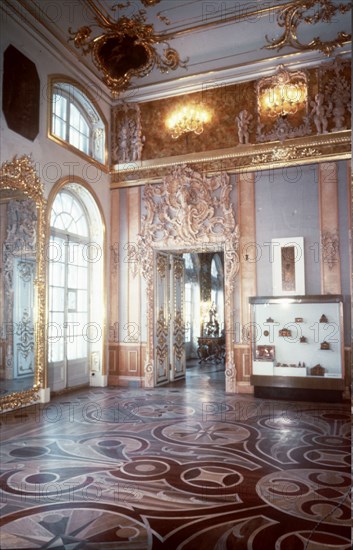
top-left (310, 93), bottom-right (332, 134)
top-left (235, 109), bottom-right (253, 144)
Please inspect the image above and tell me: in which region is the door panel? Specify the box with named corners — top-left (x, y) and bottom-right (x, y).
top-left (154, 252), bottom-right (185, 385)
top-left (170, 255), bottom-right (185, 381)
top-left (154, 252), bottom-right (170, 385)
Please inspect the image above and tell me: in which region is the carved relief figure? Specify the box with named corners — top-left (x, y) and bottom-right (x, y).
top-left (310, 93), bottom-right (331, 134)
top-left (324, 57), bottom-right (351, 132)
top-left (118, 125), bottom-right (128, 162)
top-left (112, 103), bottom-right (145, 163)
top-left (235, 109), bottom-right (253, 144)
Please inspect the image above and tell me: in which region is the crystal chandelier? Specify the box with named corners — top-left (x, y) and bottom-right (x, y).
top-left (166, 105), bottom-right (211, 139)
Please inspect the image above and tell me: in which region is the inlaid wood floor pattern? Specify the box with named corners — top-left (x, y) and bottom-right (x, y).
top-left (0, 377), bottom-right (350, 549)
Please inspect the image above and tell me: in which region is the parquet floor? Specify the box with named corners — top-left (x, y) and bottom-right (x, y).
top-left (0, 363), bottom-right (351, 549)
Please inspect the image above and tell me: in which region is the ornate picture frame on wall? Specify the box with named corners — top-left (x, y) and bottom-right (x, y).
top-left (272, 237), bottom-right (305, 296)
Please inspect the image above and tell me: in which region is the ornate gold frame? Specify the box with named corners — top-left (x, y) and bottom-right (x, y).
top-left (0, 156), bottom-right (46, 411)
top-left (69, 5), bottom-right (187, 96)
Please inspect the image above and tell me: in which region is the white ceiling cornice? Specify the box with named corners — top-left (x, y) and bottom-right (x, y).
top-left (118, 48), bottom-right (351, 103)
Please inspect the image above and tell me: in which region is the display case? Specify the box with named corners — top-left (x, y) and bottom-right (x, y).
top-left (249, 295), bottom-right (344, 400)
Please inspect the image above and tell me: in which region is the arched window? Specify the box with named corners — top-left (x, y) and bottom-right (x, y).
top-left (48, 184), bottom-right (105, 392)
top-left (50, 80), bottom-right (106, 164)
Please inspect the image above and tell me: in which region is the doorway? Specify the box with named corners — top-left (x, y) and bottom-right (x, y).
top-left (184, 251), bottom-right (225, 386)
top-left (153, 250), bottom-right (225, 388)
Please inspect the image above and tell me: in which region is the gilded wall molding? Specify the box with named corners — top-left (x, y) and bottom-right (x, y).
top-left (111, 130), bottom-right (351, 188)
top-left (0, 155), bottom-right (46, 411)
top-left (265, 0), bottom-right (351, 56)
top-left (138, 165), bottom-right (239, 392)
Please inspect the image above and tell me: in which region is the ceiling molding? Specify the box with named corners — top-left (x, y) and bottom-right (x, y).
top-left (116, 47), bottom-right (351, 103)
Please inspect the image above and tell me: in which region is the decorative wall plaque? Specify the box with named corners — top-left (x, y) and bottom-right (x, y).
top-left (2, 45), bottom-right (40, 141)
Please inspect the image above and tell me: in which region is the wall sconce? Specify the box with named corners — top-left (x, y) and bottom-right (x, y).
top-left (166, 105), bottom-right (211, 139)
top-left (257, 65), bottom-right (307, 118)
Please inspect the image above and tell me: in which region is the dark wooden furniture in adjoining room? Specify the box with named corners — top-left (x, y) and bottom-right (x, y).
top-left (197, 336), bottom-right (225, 364)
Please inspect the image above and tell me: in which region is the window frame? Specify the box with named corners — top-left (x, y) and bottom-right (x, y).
top-left (48, 76), bottom-right (108, 170)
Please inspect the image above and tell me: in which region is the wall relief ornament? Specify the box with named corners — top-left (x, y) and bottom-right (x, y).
top-left (112, 103), bottom-right (145, 163)
top-left (173, 310), bottom-right (185, 362)
top-left (265, 0), bottom-right (351, 56)
top-left (0, 155), bottom-right (46, 411)
top-left (3, 200), bottom-right (37, 379)
top-left (321, 57), bottom-right (351, 132)
top-left (138, 165), bottom-right (239, 392)
top-left (321, 230), bottom-right (340, 270)
top-left (69, 6), bottom-right (188, 96)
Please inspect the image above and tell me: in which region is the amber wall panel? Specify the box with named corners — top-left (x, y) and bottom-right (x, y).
top-left (135, 64), bottom-right (350, 161)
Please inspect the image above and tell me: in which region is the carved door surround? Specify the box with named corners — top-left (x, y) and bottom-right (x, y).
top-left (139, 165), bottom-right (240, 392)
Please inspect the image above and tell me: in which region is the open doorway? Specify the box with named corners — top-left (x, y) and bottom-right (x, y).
top-left (184, 251), bottom-right (225, 387)
top-left (140, 166), bottom-right (238, 393)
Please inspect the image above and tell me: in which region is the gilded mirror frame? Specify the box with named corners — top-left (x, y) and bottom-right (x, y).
top-left (0, 155), bottom-right (46, 411)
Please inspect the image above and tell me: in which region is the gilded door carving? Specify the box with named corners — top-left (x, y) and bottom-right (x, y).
top-left (170, 254), bottom-right (185, 381)
top-left (154, 252), bottom-right (169, 385)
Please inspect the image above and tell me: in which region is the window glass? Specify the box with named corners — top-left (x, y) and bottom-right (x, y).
top-left (51, 82), bottom-right (105, 163)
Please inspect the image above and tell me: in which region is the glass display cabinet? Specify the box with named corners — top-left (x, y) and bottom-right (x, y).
top-left (249, 295), bottom-right (344, 401)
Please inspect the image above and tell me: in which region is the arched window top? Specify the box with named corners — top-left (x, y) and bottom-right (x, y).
top-left (49, 78), bottom-right (106, 165)
top-left (50, 190), bottom-right (89, 238)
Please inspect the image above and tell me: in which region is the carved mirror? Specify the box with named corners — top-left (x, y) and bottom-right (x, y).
top-left (0, 156), bottom-right (46, 411)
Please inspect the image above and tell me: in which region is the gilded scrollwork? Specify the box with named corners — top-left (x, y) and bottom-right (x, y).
top-left (156, 254), bottom-right (168, 278)
top-left (0, 155), bottom-right (46, 411)
top-left (251, 146), bottom-right (319, 165)
top-left (69, 7), bottom-right (188, 96)
top-left (156, 308), bottom-right (168, 368)
top-left (139, 165), bottom-right (239, 392)
top-left (173, 310), bottom-right (185, 362)
top-left (173, 258), bottom-right (184, 280)
top-left (265, 0), bottom-right (351, 56)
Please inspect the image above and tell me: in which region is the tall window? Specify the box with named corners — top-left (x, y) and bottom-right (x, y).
top-left (48, 191), bottom-right (90, 374)
top-left (50, 81), bottom-right (105, 164)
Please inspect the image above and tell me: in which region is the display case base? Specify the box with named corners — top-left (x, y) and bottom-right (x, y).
top-left (253, 386), bottom-right (343, 402)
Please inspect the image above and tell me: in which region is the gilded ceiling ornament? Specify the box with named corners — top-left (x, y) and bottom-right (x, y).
top-left (265, 0), bottom-right (351, 56)
top-left (141, 0), bottom-right (161, 5)
top-left (69, 7), bottom-right (188, 96)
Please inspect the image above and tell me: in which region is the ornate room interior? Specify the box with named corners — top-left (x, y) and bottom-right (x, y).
top-left (0, 0), bottom-right (351, 548)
